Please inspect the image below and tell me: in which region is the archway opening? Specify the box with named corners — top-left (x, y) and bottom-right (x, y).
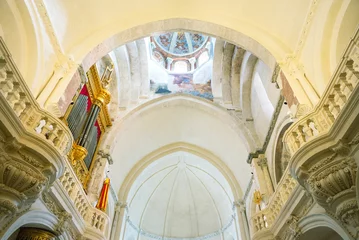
top-left (121, 151), bottom-right (240, 240)
top-left (298, 227), bottom-right (343, 240)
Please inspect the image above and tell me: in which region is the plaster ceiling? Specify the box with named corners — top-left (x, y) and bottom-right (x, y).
top-left (126, 151), bottom-right (237, 239)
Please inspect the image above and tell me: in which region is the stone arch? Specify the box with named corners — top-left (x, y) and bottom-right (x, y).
top-left (211, 39), bottom-right (224, 102)
top-left (239, 52), bottom-right (258, 120)
top-left (117, 141), bottom-right (242, 203)
top-left (101, 94), bottom-right (260, 154)
top-left (1, 210), bottom-right (70, 240)
top-left (79, 18), bottom-right (277, 73)
top-left (113, 45), bottom-right (131, 109)
top-left (298, 213), bottom-right (353, 240)
top-left (0, 1), bottom-right (42, 95)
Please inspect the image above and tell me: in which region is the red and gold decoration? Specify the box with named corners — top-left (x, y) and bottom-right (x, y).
top-left (96, 177), bottom-right (110, 211)
top-left (66, 64), bottom-right (113, 188)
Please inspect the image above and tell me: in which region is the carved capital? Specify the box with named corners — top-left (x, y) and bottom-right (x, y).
top-left (234, 200), bottom-right (246, 213)
top-left (115, 201), bottom-right (127, 212)
top-left (257, 155), bottom-right (268, 168)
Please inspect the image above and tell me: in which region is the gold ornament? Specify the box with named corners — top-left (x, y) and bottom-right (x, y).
top-left (94, 88), bottom-right (111, 108)
top-left (253, 190), bottom-right (263, 205)
top-left (70, 143), bottom-right (88, 165)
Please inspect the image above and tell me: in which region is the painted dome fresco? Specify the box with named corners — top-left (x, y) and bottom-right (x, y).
top-left (153, 32), bottom-right (209, 56)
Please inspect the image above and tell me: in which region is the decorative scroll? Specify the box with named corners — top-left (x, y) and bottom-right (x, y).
top-left (67, 94), bottom-right (88, 141)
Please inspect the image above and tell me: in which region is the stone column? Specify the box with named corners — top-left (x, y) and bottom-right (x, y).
top-left (252, 154), bottom-right (274, 203)
top-left (189, 57), bottom-right (196, 71)
top-left (17, 227), bottom-right (56, 240)
top-left (110, 201), bottom-right (128, 240)
top-left (166, 57), bottom-right (173, 70)
top-left (234, 200), bottom-right (250, 240)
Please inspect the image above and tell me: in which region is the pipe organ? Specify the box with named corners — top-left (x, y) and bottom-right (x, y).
top-left (65, 64), bottom-right (113, 188)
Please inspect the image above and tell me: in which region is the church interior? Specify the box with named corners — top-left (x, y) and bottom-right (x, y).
top-left (0, 0), bottom-right (359, 239)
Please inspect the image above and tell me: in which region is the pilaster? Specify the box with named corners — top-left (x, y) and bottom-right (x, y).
top-left (252, 154), bottom-right (274, 203)
top-left (110, 201), bottom-right (128, 240)
top-left (234, 200), bottom-right (250, 240)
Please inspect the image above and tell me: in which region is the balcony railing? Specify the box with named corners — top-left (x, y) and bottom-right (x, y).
top-left (251, 167), bottom-right (298, 234)
top-left (283, 30), bottom-right (359, 157)
top-left (58, 158), bottom-right (110, 238)
top-left (0, 38), bottom-right (73, 158)
top-left (0, 37), bottom-right (110, 239)
top-left (251, 28), bottom-right (359, 237)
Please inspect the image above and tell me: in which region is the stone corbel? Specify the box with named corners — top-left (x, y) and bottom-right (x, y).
top-left (0, 137), bottom-right (55, 227)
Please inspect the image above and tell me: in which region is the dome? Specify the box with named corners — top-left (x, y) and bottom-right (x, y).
top-left (123, 152), bottom-right (238, 240)
top-left (154, 32), bottom-right (209, 56)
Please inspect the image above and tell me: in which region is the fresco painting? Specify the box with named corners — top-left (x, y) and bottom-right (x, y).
top-left (190, 33), bottom-right (206, 51)
top-left (154, 32), bottom-right (208, 56)
top-left (155, 33), bottom-right (173, 51)
top-left (150, 74), bottom-right (213, 100)
top-left (173, 32), bottom-right (189, 55)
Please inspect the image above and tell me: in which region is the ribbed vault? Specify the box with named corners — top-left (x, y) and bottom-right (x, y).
top-left (123, 151), bottom-right (238, 239)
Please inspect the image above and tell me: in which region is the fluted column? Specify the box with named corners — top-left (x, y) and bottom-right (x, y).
top-left (252, 154), bottom-right (274, 203)
top-left (234, 200), bottom-right (250, 240)
top-left (110, 201), bottom-right (128, 240)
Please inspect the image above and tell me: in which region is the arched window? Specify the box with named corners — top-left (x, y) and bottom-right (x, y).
top-left (173, 61), bottom-right (189, 73)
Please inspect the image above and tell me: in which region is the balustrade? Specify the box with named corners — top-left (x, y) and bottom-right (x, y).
top-left (251, 168), bottom-right (298, 235)
top-left (0, 40), bottom-right (72, 156)
top-left (59, 159), bottom-right (110, 237)
top-left (284, 34), bottom-right (359, 156)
